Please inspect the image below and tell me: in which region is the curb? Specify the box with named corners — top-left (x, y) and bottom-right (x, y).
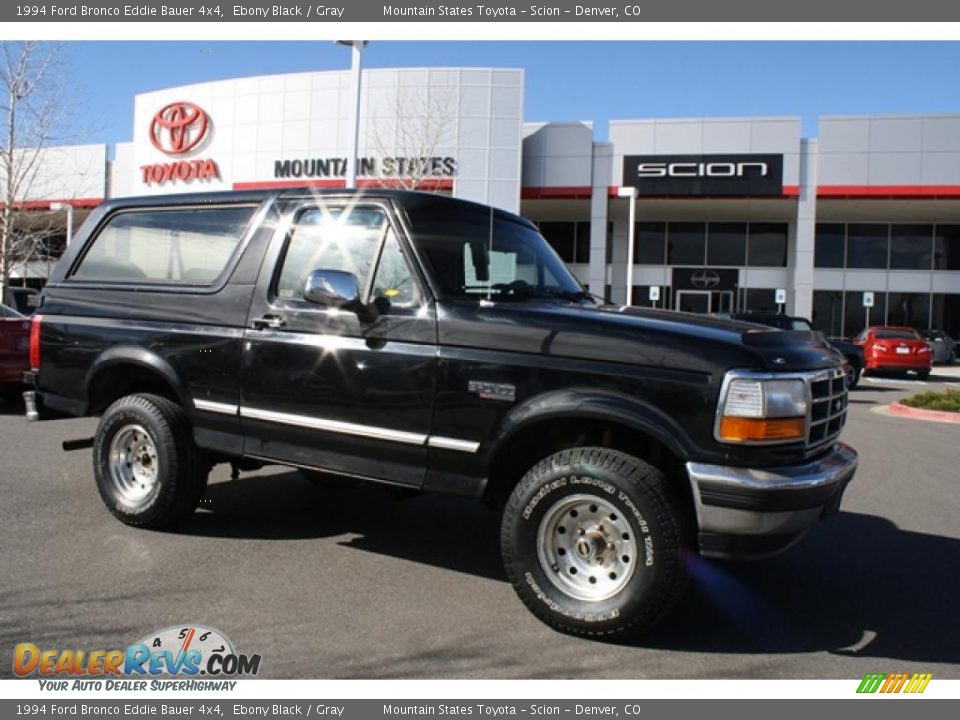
top-left (889, 402), bottom-right (960, 425)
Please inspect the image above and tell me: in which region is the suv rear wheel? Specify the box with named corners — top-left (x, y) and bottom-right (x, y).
top-left (501, 447), bottom-right (688, 638)
top-left (93, 393), bottom-right (208, 528)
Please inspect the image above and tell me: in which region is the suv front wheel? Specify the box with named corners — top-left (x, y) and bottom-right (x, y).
top-left (93, 393), bottom-right (208, 528)
top-left (501, 447), bottom-right (688, 638)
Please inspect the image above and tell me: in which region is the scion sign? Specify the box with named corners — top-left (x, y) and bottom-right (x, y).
top-left (623, 154), bottom-right (784, 196)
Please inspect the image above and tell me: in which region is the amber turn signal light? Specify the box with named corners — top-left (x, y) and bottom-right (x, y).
top-left (718, 416), bottom-right (805, 442)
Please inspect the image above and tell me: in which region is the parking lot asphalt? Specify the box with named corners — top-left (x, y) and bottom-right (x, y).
top-left (2, 370), bottom-right (959, 680)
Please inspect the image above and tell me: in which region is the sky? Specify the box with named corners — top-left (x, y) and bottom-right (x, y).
top-left (62, 41), bottom-right (960, 147)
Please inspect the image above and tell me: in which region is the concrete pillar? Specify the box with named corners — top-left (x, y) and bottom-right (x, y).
top-left (588, 142), bottom-right (613, 297)
top-left (791, 138), bottom-right (818, 319)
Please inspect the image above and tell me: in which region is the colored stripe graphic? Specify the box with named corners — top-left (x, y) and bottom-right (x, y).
top-left (857, 672), bottom-right (932, 694)
top-left (857, 673), bottom-right (886, 693)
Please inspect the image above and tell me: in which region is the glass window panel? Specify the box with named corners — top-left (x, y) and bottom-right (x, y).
top-left (745, 288), bottom-right (777, 312)
top-left (814, 224), bottom-right (845, 268)
top-left (887, 292), bottom-right (930, 331)
top-left (538, 222), bottom-right (576, 263)
top-left (931, 294), bottom-right (960, 339)
top-left (630, 285), bottom-right (665, 308)
top-left (707, 222), bottom-right (747, 266)
top-left (574, 222), bottom-right (591, 264)
top-left (667, 222), bottom-right (706, 266)
top-left (812, 291), bottom-right (844, 337)
top-left (890, 224), bottom-right (933, 270)
top-left (934, 225), bottom-right (960, 271)
top-left (74, 206), bottom-right (255, 284)
top-left (747, 223), bottom-right (788, 267)
top-left (843, 291), bottom-right (885, 338)
top-left (635, 222), bottom-right (666, 265)
top-left (846, 224), bottom-right (889, 269)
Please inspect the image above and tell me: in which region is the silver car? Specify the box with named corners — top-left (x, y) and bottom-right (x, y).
top-left (924, 330), bottom-right (957, 364)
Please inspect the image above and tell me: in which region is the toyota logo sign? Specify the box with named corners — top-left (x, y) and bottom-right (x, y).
top-left (149, 101), bottom-right (210, 155)
top-left (690, 269), bottom-right (721, 289)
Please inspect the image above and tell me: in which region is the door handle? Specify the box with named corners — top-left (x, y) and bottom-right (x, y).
top-left (252, 314), bottom-right (286, 330)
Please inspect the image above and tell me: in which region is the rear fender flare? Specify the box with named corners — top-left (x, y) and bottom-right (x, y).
top-left (85, 346), bottom-right (189, 411)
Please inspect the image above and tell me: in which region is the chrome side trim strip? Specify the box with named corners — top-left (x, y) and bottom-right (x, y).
top-left (427, 436), bottom-right (481, 453)
top-left (209, 403), bottom-right (479, 452)
top-left (240, 406), bottom-right (428, 447)
top-left (193, 399), bottom-right (240, 416)
top-left (247, 328), bottom-right (436, 357)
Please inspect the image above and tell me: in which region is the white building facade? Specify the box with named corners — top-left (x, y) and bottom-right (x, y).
top-left (10, 67), bottom-right (960, 339)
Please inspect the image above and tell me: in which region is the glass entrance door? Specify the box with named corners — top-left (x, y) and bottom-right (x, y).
top-left (676, 290), bottom-right (735, 314)
top-left (712, 290), bottom-right (734, 314)
top-left (676, 290), bottom-right (711, 313)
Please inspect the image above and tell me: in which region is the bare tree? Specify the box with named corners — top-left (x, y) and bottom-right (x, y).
top-left (0, 41), bottom-right (69, 303)
top-left (369, 84), bottom-right (458, 191)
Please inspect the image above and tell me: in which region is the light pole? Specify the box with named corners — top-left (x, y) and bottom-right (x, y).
top-left (50, 202), bottom-right (73, 247)
top-left (616, 186), bottom-right (637, 306)
top-left (335, 41), bottom-right (368, 190)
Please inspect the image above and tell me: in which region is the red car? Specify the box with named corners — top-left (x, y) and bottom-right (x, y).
top-left (855, 326), bottom-right (933, 379)
top-left (0, 303), bottom-right (31, 400)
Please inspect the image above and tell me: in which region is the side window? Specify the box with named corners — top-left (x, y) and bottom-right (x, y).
top-left (371, 230), bottom-right (418, 308)
top-left (73, 206), bottom-right (256, 284)
top-left (276, 205), bottom-right (387, 301)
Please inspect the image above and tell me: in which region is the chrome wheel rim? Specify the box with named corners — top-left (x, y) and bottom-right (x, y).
top-left (108, 424), bottom-right (159, 508)
top-left (536, 493), bottom-right (639, 602)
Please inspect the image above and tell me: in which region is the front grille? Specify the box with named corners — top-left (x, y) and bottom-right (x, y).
top-left (807, 368), bottom-right (848, 449)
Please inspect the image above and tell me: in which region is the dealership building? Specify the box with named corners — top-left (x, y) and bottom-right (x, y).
top-left (10, 65), bottom-right (960, 339)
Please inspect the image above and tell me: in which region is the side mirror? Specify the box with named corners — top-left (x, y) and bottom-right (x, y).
top-left (303, 269), bottom-right (360, 308)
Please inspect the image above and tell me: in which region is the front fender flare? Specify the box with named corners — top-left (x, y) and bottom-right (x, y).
top-left (482, 388), bottom-right (697, 470)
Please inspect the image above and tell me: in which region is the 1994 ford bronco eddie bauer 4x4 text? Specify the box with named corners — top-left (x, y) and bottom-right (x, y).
top-left (24, 189), bottom-right (858, 638)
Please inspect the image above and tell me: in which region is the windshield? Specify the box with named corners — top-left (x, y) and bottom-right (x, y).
top-left (408, 206), bottom-right (587, 302)
top-left (0, 304), bottom-right (24, 318)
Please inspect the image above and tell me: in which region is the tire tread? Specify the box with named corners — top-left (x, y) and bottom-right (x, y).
top-left (501, 446), bottom-right (688, 639)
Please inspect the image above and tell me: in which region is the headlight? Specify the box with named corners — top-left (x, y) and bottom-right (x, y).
top-left (716, 375), bottom-right (807, 444)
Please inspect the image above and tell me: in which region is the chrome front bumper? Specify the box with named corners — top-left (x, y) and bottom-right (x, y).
top-left (686, 442), bottom-right (858, 559)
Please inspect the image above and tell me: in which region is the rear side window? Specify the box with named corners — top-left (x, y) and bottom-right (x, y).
top-left (73, 205), bottom-right (257, 284)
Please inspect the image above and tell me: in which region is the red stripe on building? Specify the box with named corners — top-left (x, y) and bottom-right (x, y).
top-left (233, 179), bottom-right (454, 191)
top-left (604, 186), bottom-right (801, 199)
top-left (522, 186), bottom-right (593, 200)
top-left (817, 185), bottom-right (960, 199)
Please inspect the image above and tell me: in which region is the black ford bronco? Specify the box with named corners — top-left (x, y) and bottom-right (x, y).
top-left (24, 189), bottom-right (857, 638)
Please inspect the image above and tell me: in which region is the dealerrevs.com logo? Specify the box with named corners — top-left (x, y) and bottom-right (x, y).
top-left (13, 625), bottom-right (261, 690)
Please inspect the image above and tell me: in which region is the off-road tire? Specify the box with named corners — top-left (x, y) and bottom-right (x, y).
top-left (501, 447), bottom-right (689, 638)
top-left (93, 393), bottom-right (208, 528)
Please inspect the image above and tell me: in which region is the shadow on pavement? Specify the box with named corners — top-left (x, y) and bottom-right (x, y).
top-left (643, 511), bottom-right (960, 666)
top-left (177, 472), bottom-right (959, 665)
top-left (180, 470), bottom-right (505, 582)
